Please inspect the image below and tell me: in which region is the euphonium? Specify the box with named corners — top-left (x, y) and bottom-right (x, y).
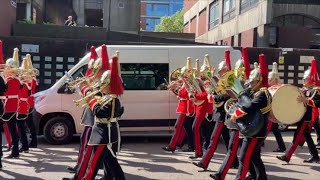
top-left (166, 68), bottom-right (183, 95)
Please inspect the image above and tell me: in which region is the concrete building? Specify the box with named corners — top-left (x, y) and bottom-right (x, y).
top-left (183, 0), bottom-right (320, 48)
top-left (0, 0), bottom-right (17, 36)
top-left (73, 0), bottom-right (140, 32)
top-left (140, 0), bottom-right (183, 31)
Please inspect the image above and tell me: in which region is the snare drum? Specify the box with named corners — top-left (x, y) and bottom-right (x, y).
top-left (268, 84), bottom-right (306, 125)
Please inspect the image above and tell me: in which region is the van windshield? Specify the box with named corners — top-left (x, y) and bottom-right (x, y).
top-left (71, 65), bottom-right (88, 79)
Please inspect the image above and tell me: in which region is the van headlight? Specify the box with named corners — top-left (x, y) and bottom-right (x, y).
top-left (35, 95), bottom-right (46, 104)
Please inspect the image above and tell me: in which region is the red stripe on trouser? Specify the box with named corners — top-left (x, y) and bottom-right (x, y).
top-left (221, 131), bottom-right (240, 180)
top-left (286, 121), bottom-right (308, 161)
top-left (83, 145), bottom-right (105, 180)
top-left (169, 114), bottom-right (186, 150)
top-left (201, 122), bottom-right (224, 168)
top-left (76, 145), bottom-right (93, 180)
top-left (308, 108), bottom-right (319, 132)
top-left (177, 128), bottom-right (186, 146)
top-left (77, 127), bottom-right (89, 165)
top-left (266, 120), bottom-right (272, 136)
top-left (4, 122), bottom-right (12, 148)
top-left (194, 112), bottom-right (206, 156)
top-left (239, 138), bottom-right (258, 180)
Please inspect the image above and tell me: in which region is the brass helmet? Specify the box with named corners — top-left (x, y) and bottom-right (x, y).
top-left (94, 44), bottom-right (110, 72)
top-left (218, 50), bottom-right (231, 75)
top-left (20, 56), bottom-right (32, 71)
top-left (180, 57), bottom-right (192, 78)
top-left (268, 62), bottom-right (280, 83)
top-left (194, 59), bottom-right (200, 78)
top-left (234, 59), bottom-right (245, 80)
top-left (200, 54), bottom-right (215, 80)
top-left (253, 62), bottom-right (259, 70)
top-left (6, 48), bottom-right (20, 68)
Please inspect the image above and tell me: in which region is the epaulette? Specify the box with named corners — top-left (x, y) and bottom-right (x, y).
top-left (260, 87), bottom-right (268, 91)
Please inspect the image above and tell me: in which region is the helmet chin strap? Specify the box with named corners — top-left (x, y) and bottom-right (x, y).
top-left (251, 80), bottom-right (262, 92)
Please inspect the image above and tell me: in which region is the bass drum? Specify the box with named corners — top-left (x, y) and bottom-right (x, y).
top-left (268, 84), bottom-right (306, 125)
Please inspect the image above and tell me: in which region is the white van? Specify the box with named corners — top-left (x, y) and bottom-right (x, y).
top-left (33, 45), bottom-right (241, 144)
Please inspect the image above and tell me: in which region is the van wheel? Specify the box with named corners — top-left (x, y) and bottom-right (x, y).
top-left (43, 117), bottom-right (74, 145)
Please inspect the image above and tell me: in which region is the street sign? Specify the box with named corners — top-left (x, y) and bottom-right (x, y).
top-left (279, 56), bottom-right (284, 64)
top-left (21, 44), bottom-right (39, 53)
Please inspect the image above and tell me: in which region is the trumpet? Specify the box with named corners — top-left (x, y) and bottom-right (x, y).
top-left (67, 76), bottom-right (94, 90)
top-left (73, 89), bottom-right (101, 107)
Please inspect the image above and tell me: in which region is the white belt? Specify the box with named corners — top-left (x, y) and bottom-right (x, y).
top-left (7, 95), bottom-right (18, 99)
top-left (0, 96), bottom-right (6, 100)
top-left (179, 98), bottom-right (187, 100)
top-left (30, 95), bottom-right (34, 97)
top-left (110, 118), bottom-right (117, 122)
top-left (20, 98), bottom-right (28, 101)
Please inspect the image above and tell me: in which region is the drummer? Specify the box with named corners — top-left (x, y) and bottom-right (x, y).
top-left (268, 62), bottom-right (286, 152)
top-left (277, 59), bottom-right (320, 163)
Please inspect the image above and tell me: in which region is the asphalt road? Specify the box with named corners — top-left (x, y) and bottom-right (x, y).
top-left (1, 132), bottom-right (320, 180)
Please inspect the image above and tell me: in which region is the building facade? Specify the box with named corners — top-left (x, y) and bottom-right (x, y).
top-left (141, 0), bottom-right (183, 31)
top-left (0, 0), bottom-right (17, 36)
top-left (183, 0), bottom-right (320, 48)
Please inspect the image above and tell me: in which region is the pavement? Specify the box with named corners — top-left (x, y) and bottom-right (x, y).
top-left (1, 132), bottom-right (320, 180)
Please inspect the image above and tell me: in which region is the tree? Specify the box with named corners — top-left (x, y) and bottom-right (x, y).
top-left (155, 10), bottom-right (184, 33)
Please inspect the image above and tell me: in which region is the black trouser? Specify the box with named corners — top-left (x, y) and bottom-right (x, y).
top-left (313, 118), bottom-right (320, 144)
top-left (271, 123), bottom-right (286, 150)
top-left (17, 115), bottom-right (29, 150)
top-left (82, 144), bottom-right (125, 180)
top-left (0, 120), bottom-right (3, 158)
top-left (25, 108), bottom-right (37, 146)
top-left (201, 114), bottom-right (215, 150)
top-left (184, 115), bottom-right (195, 150)
top-left (3, 113), bottom-right (19, 157)
top-left (236, 137), bottom-right (267, 180)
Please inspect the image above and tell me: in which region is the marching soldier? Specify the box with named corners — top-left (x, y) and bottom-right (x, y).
top-left (26, 54), bottom-right (38, 148)
top-left (16, 57), bottom-right (33, 153)
top-left (210, 47), bottom-right (251, 180)
top-left (64, 55), bottom-right (126, 180)
top-left (188, 59), bottom-right (209, 159)
top-left (3, 48), bottom-right (22, 158)
top-left (193, 50), bottom-right (232, 169)
top-left (268, 62), bottom-right (286, 152)
top-left (231, 54), bottom-right (271, 180)
top-left (66, 46), bottom-right (99, 173)
top-left (162, 57), bottom-right (195, 153)
top-left (0, 40), bottom-right (8, 168)
top-left (277, 59), bottom-right (320, 163)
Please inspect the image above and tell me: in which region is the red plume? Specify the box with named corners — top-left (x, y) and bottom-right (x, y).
top-left (0, 40), bottom-right (4, 64)
top-left (225, 50), bottom-right (231, 70)
top-left (101, 44), bottom-right (110, 71)
top-left (259, 54), bottom-right (268, 87)
top-left (85, 46), bottom-right (98, 76)
top-left (109, 56), bottom-right (124, 95)
top-left (307, 59), bottom-right (320, 86)
top-left (242, 47), bottom-right (251, 80)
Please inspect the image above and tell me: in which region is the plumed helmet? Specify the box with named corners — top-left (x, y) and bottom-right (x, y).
top-left (268, 62), bottom-right (280, 82)
top-left (200, 54), bottom-right (214, 80)
top-left (86, 46), bottom-right (98, 77)
top-left (94, 44), bottom-right (110, 73)
top-left (6, 48), bottom-right (20, 68)
top-left (303, 59), bottom-right (319, 87)
top-left (218, 50), bottom-right (232, 74)
top-left (234, 59), bottom-right (245, 80)
top-left (180, 57), bottom-right (192, 78)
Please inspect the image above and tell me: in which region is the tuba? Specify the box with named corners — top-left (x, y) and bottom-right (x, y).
top-left (166, 68), bottom-right (183, 95)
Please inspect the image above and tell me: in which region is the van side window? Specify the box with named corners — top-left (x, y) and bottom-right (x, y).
top-left (72, 65), bottom-right (87, 79)
top-left (121, 63), bottom-right (169, 90)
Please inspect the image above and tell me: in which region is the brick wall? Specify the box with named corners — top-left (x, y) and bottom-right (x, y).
top-left (197, 9), bottom-right (207, 36)
top-left (190, 17), bottom-right (197, 35)
top-left (223, 36), bottom-right (232, 46)
top-left (278, 27), bottom-right (310, 49)
top-left (184, 0), bottom-right (199, 12)
top-left (241, 28), bottom-right (255, 47)
top-left (140, 2), bottom-right (146, 30)
top-left (0, 0), bottom-right (17, 36)
top-left (183, 23), bottom-right (189, 33)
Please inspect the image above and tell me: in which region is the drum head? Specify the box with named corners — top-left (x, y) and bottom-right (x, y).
top-left (269, 84), bottom-right (306, 125)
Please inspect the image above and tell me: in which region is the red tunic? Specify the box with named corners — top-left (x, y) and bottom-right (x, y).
top-left (27, 78), bottom-right (37, 108)
top-left (194, 85), bottom-right (209, 115)
top-left (18, 83), bottom-right (30, 115)
top-left (176, 86), bottom-right (195, 115)
top-left (4, 77), bottom-right (20, 113)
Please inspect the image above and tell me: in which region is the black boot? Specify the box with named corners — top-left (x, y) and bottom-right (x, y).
top-left (209, 173), bottom-right (221, 180)
top-left (19, 147), bottom-right (29, 153)
top-left (0, 160), bottom-right (2, 169)
top-left (162, 146), bottom-right (175, 153)
top-left (66, 165), bottom-right (78, 173)
top-left (276, 155), bottom-right (289, 163)
top-left (29, 141), bottom-right (38, 148)
top-left (273, 148), bottom-right (286, 152)
top-left (303, 156), bottom-right (320, 163)
top-left (192, 162), bottom-right (207, 170)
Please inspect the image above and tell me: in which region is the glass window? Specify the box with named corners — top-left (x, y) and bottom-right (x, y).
top-left (209, 1), bottom-right (220, 29)
top-left (121, 63), bottom-right (169, 90)
top-left (223, 0), bottom-right (236, 14)
top-left (146, 18), bottom-right (161, 31)
top-left (146, 3), bottom-right (170, 16)
top-left (240, 0), bottom-right (258, 12)
top-left (71, 66), bottom-right (87, 80)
